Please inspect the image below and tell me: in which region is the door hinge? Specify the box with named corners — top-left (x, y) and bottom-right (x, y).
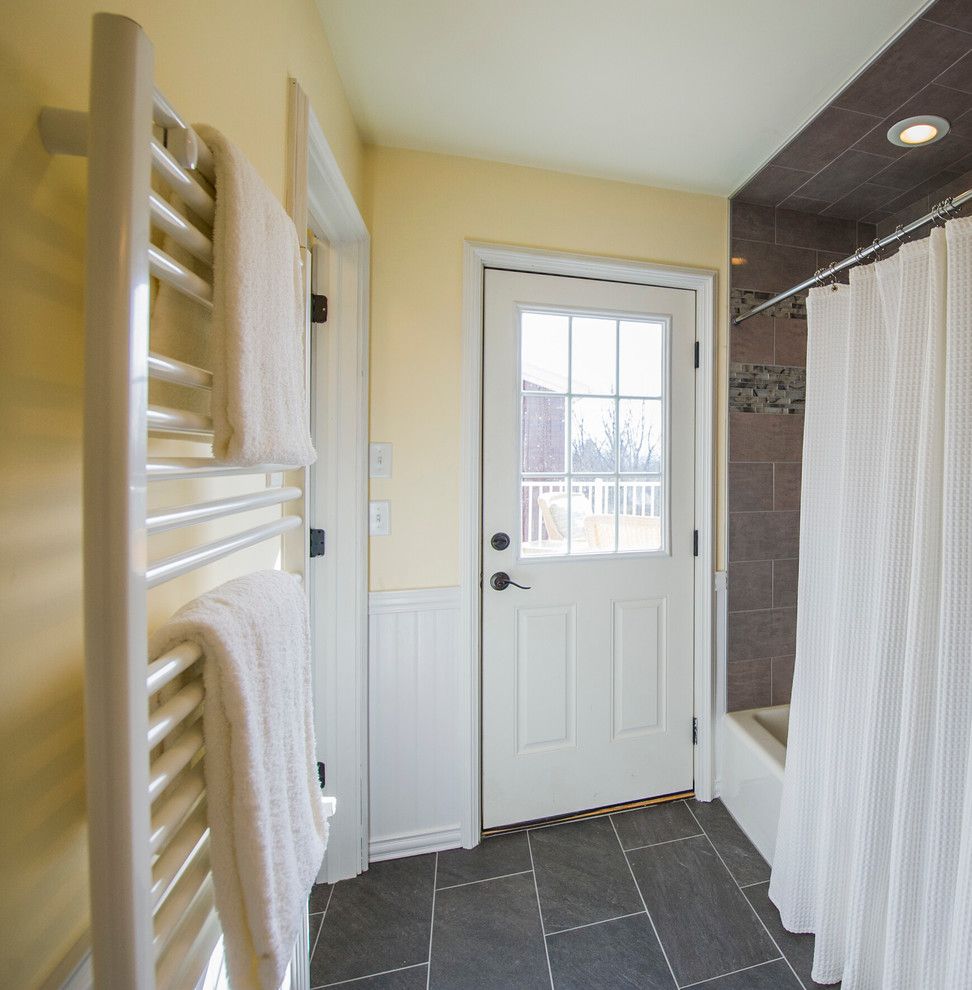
top-left (693, 529), bottom-right (699, 556)
top-left (694, 340), bottom-right (700, 368)
top-left (310, 528), bottom-right (326, 558)
top-left (692, 717), bottom-right (698, 745)
top-left (311, 293), bottom-right (328, 324)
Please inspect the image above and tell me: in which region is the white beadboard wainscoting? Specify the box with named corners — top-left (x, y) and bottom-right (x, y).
top-left (368, 587), bottom-right (463, 861)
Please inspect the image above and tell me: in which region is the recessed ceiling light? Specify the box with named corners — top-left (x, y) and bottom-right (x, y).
top-left (887, 115), bottom-right (950, 147)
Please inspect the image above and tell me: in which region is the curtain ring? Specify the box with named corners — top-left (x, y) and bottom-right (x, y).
top-left (893, 224), bottom-right (907, 244)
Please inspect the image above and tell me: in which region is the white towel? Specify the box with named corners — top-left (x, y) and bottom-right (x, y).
top-left (150, 571), bottom-right (330, 990)
top-left (154, 125), bottom-right (316, 467)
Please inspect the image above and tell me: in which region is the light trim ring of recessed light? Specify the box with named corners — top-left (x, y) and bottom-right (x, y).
top-left (887, 115), bottom-right (950, 147)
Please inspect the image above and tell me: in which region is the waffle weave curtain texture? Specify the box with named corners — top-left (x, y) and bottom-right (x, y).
top-left (770, 217), bottom-right (972, 988)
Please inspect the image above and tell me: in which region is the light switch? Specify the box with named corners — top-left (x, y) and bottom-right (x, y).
top-left (369, 500), bottom-right (390, 536)
top-left (369, 442), bottom-right (392, 478)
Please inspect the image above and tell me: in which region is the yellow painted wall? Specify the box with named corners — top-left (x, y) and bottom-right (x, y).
top-left (0, 2), bottom-right (362, 985)
top-left (365, 147), bottom-right (729, 591)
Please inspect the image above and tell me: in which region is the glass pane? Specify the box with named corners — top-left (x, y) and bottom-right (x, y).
top-left (521, 311), bottom-right (568, 392)
top-left (521, 477), bottom-right (568, 556)
top-left (571, 478), bottom-right (616, 554)
top-left (619, 320), bottom-right (664, 396)
top-left (571, 397), bottom-right (615, 472)
top-left (619, 399), bottom-right (663, 473)
top-left (618, 476), bottom-right (663, 552)
top-left (571, 317), bottom-right (616, 395)
top-left (521, 395), bottom-right (565, 473)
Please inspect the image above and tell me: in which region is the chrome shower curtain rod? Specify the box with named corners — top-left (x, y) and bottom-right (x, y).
top-left (732, 187), bottom-right (972, 325)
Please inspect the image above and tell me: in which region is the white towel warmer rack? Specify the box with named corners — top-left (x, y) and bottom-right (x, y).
top-left (40, 13), bottom-right (312, 990)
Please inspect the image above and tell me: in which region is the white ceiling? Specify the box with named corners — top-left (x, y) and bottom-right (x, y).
top-left (315, 0), bottom-right (931, 196)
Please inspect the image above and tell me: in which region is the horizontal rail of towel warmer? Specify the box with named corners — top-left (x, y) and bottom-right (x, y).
top-left (147, 352), bottom-right (213, 390)
top-left (149, 244), bottom-right (214, 308)
top-left (146, 515), bottom-right (302, 587)
top-left (151, 807), bottom-right (208, 908)
top-left (150, 138), bottom-right (215, 224)
top-left (154, 849), bottom-right (213, 960)
top-left (148, 457), bottom-right (298, 480)
top-left (151, 768), bottom-right (206, 855)
top-left (152, 88), bottom-right (215, 183)
top-left (149, 726), bottom-right (205, 801)
top-left (147, 402), bottom-right (214, 436)
top-left (147, 642), bottom-right (204, 695)
top-left (150, 192), bottom-right (213, 264)
top-left (156, 892), bottom-right (219, 990)
top-left (148, 678), bottom-right (204, 748)
top-left (147, 486), bottom-right (302, 533)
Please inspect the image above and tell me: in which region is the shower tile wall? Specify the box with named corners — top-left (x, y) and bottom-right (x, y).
top-left (726, 202), bottom-right (876, 711)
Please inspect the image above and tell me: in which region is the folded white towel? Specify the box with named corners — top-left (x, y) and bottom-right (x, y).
top-left (155, 125), bottom-right (316, 467)
top-left (150, 571), bottom-right (330, 990)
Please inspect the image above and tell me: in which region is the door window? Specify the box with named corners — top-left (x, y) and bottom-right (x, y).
top-left (519, 309), bottom-right (667, 557)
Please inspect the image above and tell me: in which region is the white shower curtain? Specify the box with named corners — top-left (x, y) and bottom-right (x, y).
top-left (769, 217), bottom-right (972, 989)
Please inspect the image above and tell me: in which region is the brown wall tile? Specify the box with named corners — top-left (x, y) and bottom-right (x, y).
top-left (775, 209), bottom-right (859, 254)
top-left (731, 238), bottom-right (818, 292)
top-left (771, 656), bottom-right (796, 705)
top-left (729, 607), bottom-right (797, 661)
top-left (773, 462), bottom-right (802, 511)
top-left (773, 558), bottom-right (799, 607)
top-left (736, 165), bottom-right (814, 208)
top-left (729, 463), bottom-right (773, 512)
top-left (731, 318), bottom-right (775, 364)
top-left (729, 511), bottom-right (800, 561)
top-left (730, 412), bottom-right (804, 462)
top-left (727, 658), bottom-right (772, 711)
top-left (731, 202), bottom-right (775, 242)
top-left (774, 318), bottom-right (807, 367)
top-left (728, 561), bottom-right (773, 612)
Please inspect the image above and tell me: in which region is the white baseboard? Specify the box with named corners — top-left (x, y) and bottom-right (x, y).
top-left (369, 825), bottom-right (463, 862)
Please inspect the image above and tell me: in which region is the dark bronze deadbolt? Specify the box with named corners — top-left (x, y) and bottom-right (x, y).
top-left (490, 532), bottom-right (510, 551)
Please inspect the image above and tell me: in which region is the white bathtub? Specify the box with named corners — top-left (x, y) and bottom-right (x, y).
top-left (720, 704), bottom-right (789, 865)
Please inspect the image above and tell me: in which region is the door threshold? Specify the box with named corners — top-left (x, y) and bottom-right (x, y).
top-left (482, 790), bottom-right (695, 837)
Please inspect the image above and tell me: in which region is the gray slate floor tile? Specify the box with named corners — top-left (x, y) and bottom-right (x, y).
top-left (611, 800), bottom-right (702, 850)
top-left (428, 872), bottom-right (550, 990)
top-left (546, 913), bottom-right (675, 990)
top-left (744, 881), bottom-right (840, 988)
top-left (315, 964), bottom-right (429, 989)
top-left (694, 958), bottom-right (802, 989)
top-left (628, 835), bottom-right (777, 986)
top-left (689, 799), bottom-right (771, 885)
top-left (311, 854), bottom-right (435, 986)
top-left (309, 881), bottom-right (332, 915)
top-left (436, 831), bottom-right (532, 888)
top-left (530, 817), bottom-right (643, 933)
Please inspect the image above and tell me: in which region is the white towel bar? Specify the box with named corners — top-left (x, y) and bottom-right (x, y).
top-left (43, 14), bottom-right (313, 987)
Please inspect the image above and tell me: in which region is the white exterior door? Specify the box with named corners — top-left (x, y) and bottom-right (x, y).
top-left (481, 269), bottom-right (697, 828)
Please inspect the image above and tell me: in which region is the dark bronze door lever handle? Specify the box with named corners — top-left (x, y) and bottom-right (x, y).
top-left (489, 571), bottom-right (531, 591)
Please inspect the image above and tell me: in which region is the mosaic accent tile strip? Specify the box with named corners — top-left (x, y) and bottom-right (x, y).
top-left (729, 363), bottom-right (805, 414)
top-left (731, 287), bottom-right (807, 322)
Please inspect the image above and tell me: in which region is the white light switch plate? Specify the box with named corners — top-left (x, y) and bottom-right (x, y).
top-left (369, 442), bottom-right (392, 478)
top-left (369, 500), bottom-right (390, 536)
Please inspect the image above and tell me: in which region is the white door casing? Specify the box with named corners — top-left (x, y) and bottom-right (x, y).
top-left (481, 269), bottom-right (697, 827)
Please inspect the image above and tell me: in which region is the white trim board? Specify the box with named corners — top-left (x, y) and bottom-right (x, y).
top-left (291, 79), bottom-right (371, 884)
top-left (460, 242), bottom-right (719, 847)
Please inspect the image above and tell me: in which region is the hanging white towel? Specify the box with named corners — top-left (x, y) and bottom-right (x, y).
top-left (153, 125), bottom-right (316, 467)
top-left (150, 571), bottom-right (330, 990)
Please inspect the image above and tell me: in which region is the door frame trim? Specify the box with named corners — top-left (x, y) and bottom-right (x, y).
top-left (459, 241), bottom-right (718, 846)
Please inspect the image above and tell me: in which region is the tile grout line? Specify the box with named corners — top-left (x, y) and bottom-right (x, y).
top-left (620, 832), bottom-right (705, 853)
top-left (310, 884), bottom-right (334, 963)
top-left (526, 830), bottom-right (555, 990)
top-left (682, 803), bottom-right (807, 990)
top-left (608, 812), bottom-right (680, 990)
top-left (435, 869), bottom-right (532, 891)
top-left (426, 852), bottom-right (438, 990)
top-left (319, 962), bottom-right (429, 989)
top-left (678, 956), bottom-right (784, 989)
top-left (545, 910), bottom-right (646, 938)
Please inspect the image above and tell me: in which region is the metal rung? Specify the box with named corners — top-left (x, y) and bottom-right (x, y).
top-left (151, 138), bottom-right (215, 224)
top-left (156, 900), bottom-right (220, 990)
top-left (148, 487), bottom-right (302, 534)
top-left (151, 807), bottom-right (208, 910)
top-left (149, 192), bottom-right (213, 265)
top-left (147, 352), bottom-right (213, 390)
top-left (148, 679), bottom-right (204, 750)
top-left (147, 516), bottom-right (302, 588)
top-left (147, 403), bottom-right (213, 437)
top-left (149, 245), bottom-right (213, 309)
top-left (148, 458), bottom-right (298, 481)
top-left (151, 768), bottom-right (206, 856)
top-left (149, 726), bottom-right (204, 802)
top-left (148, 642), bottom-right (203, 696)
top-left (153, 854), bottom-right (212, 961)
